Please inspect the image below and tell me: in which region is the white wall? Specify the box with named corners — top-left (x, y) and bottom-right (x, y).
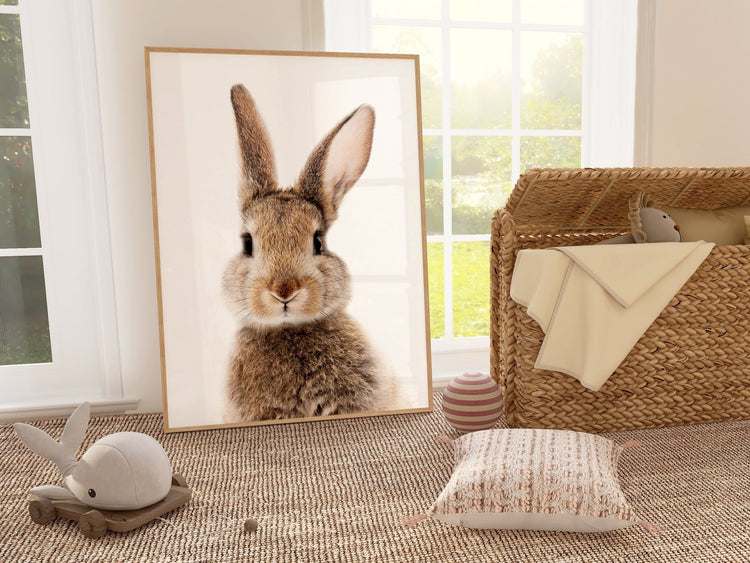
top-left (643, 0), bottom-right (750, 166)
top-left (91, 1), bottom-right (306, 413)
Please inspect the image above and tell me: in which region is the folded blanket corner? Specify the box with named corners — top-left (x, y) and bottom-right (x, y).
top-left (510, 241), bottom-right (714, 391)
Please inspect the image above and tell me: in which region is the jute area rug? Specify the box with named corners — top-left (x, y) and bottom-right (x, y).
top-left (1, 393), bottom-right (748, 563)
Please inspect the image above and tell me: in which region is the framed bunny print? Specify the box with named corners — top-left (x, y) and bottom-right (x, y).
top-left (145, 48), bottom-right (432, 431)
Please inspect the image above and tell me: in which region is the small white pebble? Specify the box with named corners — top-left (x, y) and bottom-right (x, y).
top-left (244, 518), bottom-right (258, 533)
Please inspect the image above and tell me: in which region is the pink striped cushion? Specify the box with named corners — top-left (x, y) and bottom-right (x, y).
top-left (429, 428), bottom-right (644, 532)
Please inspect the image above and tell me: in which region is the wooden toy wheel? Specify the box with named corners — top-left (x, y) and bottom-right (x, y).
top-left (79, 510), bottom-right (107, 539)
top-left (171, 473), bottom-right (188, 488)
top-left (29, 497), bottom-right (56, 524)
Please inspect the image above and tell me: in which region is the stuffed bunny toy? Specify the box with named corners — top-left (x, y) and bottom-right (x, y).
top-left (222, 84), bottom-right (399, 422)
top-left (13, 403), bottom-right (172, 511)
top-left (597, 192), bottom-right (682, 244)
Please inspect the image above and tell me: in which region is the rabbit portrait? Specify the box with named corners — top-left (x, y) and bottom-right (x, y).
top-left (222, 84), bottom-right (402, 422)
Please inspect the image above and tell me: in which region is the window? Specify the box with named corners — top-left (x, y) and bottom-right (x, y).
top-left (0, 1), bottom-right (51, 367)
top-left (325, 0), bottom-right (636, 380)
top-left (0, 0), bottom-right (130, 416)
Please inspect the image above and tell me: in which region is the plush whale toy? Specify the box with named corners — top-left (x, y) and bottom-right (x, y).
top-left (13, 403), bottom-right (172, 511)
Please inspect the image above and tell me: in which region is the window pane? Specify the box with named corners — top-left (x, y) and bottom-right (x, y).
top-left (423, 135), bottom-right (443, 235)
top-left (0, 255), bottom-right (52, 366)
top-left (522, 0), bottom-right (584, 25)
top-left (0, 136), bottom-right (40, 248)
top-left (451, 29), bottom-right (512, 129)
top-left (427, 242), bottom-right (444, 339)
top-left (372, 0), bottom-right (440, 20)
top-left (372, 25), bottom-right (442, 128)
top-left (452, 241), bottom-right (489, 337)
top-left (521, 135), bottom-right (582, 172)
top-left (452, 136), bottom-right (510, 235)
top-left (0, 14), bottom-right (29, 128)
top-left (451, 0), bottom-right (511, 22)
top-left (521, 32), bottom-right (582, 129)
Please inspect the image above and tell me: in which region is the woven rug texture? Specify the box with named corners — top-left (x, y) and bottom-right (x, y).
top-left (1, 393), bottom-right (748, 563)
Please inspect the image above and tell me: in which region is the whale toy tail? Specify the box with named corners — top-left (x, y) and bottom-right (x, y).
top-left (13, 402), bottom-right (89, 477)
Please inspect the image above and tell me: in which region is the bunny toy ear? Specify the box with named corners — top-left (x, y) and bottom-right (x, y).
top-left (60, 402), bottom-right (90, 454)
top-left (230, 84), bottom-right (278, 206)
top-left (297, 104), bottom-right (375, 225)
top-left (12, 402), bottom-right (89, 477)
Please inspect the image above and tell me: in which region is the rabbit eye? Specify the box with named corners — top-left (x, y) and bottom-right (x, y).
top-left (313, 232), bottom-right (323, 255)
top-left (88, 489), bottom-right (96, 498)
top-left (241, 233), bottom-right (253, 257)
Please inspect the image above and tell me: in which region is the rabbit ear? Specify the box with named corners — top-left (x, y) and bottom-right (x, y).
top-left (297, 104), bottom-right (375, 224)
top-left (230, 84), bottom-right (278, 205)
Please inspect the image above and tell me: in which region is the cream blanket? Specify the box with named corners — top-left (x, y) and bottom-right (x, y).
top-left (510, 241), bottom-right (714, 391)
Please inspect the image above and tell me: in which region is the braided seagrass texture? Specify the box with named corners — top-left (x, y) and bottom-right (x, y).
top-left (490, 167), bottom-right (750, 432)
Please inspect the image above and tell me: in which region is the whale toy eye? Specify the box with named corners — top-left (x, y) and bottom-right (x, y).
top-left (88, 488), bottom-right (96, 498)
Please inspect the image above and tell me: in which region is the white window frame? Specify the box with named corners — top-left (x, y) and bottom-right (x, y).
top-left (320, 0), bottom-right (636, 386)
top-left (0, 0), bottom-right (135, 420)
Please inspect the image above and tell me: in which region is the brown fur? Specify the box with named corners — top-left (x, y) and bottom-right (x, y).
top-left (227, 316), bottom-right (380, 420)
top-left (230, 85), bottom-right (277, 203)
top-left (223, 84), bottom-right (390, 421)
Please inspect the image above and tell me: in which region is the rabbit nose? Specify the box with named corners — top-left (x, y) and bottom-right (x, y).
top-left (271, 280), bottom-right (299, 302)
top-left (674, 224), bottom-right (680, 232)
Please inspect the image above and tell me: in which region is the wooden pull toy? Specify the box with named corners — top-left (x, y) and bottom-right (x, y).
top-left (13, 403), bottom-right (191, 538)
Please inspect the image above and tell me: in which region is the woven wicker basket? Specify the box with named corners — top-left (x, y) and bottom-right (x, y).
top-left (490, 167), bottom-right (750, 432)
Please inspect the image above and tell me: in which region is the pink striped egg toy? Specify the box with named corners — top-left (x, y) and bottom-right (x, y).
top-left (442, 373), bottom-right (503, 432)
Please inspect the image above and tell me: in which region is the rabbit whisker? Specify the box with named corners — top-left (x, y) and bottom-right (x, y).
top-left (308, 272), bottom-right (330, 293)
top-left (233, 309), bottom-right (250, 318)
top-left (322, 308), bottom-right (336, 320)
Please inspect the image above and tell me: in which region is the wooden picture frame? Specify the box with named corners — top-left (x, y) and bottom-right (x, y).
top-left (145, 48), bottom-right (432, 431)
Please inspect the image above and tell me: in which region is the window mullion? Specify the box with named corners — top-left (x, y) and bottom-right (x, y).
top-left (370, 17), bottom-right (584, 34)
top-left (441, 0), bottom-right (453, 341)
top-left (0, 248), bottom-right (43, 257)
top-left (581, 0), bottom-right (592, 165)
top-left (442, 128), bottom-right (582, 136)
top-left (445, 234), bottom-right (490, 242)
top-left (511, 0), bottom-right (522, 183)
top-left (0, 128), bottom-right (32, 136)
